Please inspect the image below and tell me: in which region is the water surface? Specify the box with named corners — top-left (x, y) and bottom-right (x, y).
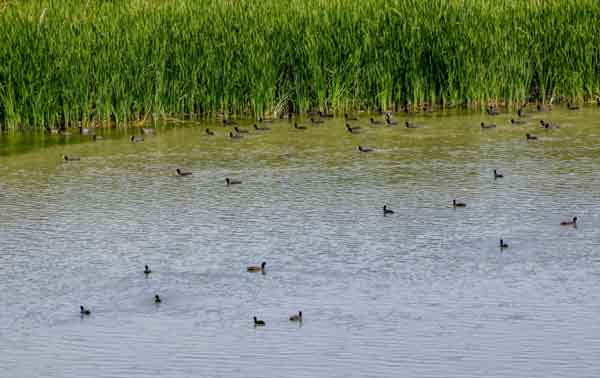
top-left (2, 108), bottom-right (600, 377)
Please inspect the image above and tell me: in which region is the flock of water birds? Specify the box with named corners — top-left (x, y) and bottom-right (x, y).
top-left (78, 261), bottom-right (299, 326)
top-left (66, 100), bottom-right (595, 323)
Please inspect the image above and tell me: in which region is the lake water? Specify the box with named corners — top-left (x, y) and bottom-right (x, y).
top-left (1, 108), bottom-right (600, 378)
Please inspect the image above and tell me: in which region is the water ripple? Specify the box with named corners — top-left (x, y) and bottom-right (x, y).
top-left (1, 109), bottom-right (600, 377)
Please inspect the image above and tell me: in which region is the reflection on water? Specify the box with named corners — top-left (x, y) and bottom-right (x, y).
top-left (2, 108), bottom-right (600, 377)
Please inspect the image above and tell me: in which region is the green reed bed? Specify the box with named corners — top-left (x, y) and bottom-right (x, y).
top-left (0, 0), bottom-right (599, 130)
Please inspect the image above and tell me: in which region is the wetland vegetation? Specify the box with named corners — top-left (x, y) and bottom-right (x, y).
top-left (1, 0), bottom-right (600, 130)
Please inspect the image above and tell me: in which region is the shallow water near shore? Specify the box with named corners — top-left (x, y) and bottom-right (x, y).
top-left (2, 108), bottom-right (600, 378)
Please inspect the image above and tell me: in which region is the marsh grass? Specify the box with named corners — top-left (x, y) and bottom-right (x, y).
top-left (0, 0), bottom-right (599, 130)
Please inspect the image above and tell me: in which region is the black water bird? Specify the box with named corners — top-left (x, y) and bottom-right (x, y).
top-left (370, 117), bottom-right (383, 125)
top-left (229, 132), bottom-right (243, 139)
top-left (63, 155), bottom-right (80, 162)
top-left (453, 199), bottom-right (466, 208)
top-left (226, 178), bottom-right (242, 186)
top-left (511, 118), bottom-right (526, 125)
top-left (480, 122), bottom-right (496, 129)
top-left (254, 124), bottom-right (270, 131)
top-left (222, 118), bottom-right (237, 126)
top-left (258, 116), bottom-right (273, 123)
top-left (247, 262), bottom-right (266, 273)
top-left (130, 135), bottom-right (144, 143)
top-left (346, 124), bottom-right (361, 133)
top-left (517, 108), bottom-right (530, 118)
top-left (206, 128), bottom-right (215, 135)
top-left (254, 317), bottom-right (266, 326)
top-left (234, 126), bottom-right (248, 134)
top-left (540, 120), bottom-right (559, 129)
top-left (176, 168), bottom-right (192, 177)
top-left (494, 169), bottom-right (503, 179)
top-left (405, 121), bottom-right (419, 128)
top-left (385, 115), bottom-right (398, 125)
top-left (500, 239), bottom-right (509, 249)
top-left (383, 205), bottom-right (394, 215)
top-left (560, 216), bottom-right (577, 226)
top-left (144, 265), bottom-right (152, 275)
top-left (154, 294), bottom-right (162, 304)
top-left (526, 133), bottom-right (538, 140)
top-left (358, 145), bottom-right (374, 153)
top-left (486, 106), bottom-right (500, 116)
top-left (80, 306), bottom-right (91, 316)
top-left (289, 311), bottom-right (302, 322)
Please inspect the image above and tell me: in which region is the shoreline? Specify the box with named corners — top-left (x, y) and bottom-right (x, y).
top-left (2, 99), bottom-right (599, 132)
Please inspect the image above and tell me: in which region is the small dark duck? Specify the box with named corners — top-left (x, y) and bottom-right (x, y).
top-left (289, 311), bottom-right (303, 322)
top-left (560, 217), bottom-right (577, 226)
top-left (247, 262), bottom-right (266, 272)
top-left (383, 205), bottom-right (394, 215)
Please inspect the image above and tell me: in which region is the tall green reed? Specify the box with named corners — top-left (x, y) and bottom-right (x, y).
top-left (0, 0), bottom-right (599, 130)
